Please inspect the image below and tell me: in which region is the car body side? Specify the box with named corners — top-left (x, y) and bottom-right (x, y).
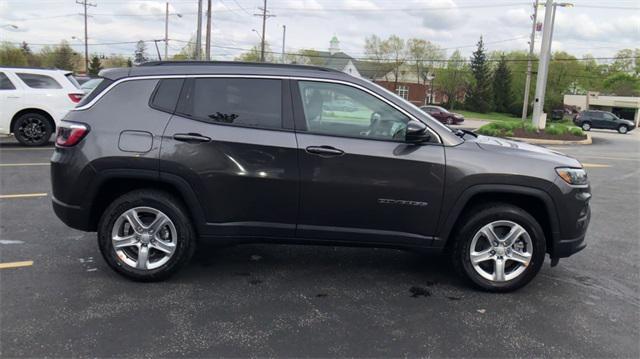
top-left (51, 65), bottom-right (589, 263)
top-left (0, 68), bottom-right (81, 135)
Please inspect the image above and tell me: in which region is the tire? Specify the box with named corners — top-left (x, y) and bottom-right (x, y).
top-left (446, 117), bottom-right (454, 125)
top-left (451, 203), bottom-right (546, 292)
top-left (618, 125), bottom-right (628, 134)
top-left (13, 113), bottom-right (53, 146)
top-left (97, 189), bottom-right (196, 281)
top-left (581, 122), bottom-right (591, 131)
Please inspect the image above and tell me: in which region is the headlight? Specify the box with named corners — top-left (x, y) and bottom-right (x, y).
top-left (556, 167), bottom-right (588, 185)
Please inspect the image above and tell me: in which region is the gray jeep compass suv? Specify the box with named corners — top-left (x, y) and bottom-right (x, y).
top-left (51, 62), bottom-right (591, 292)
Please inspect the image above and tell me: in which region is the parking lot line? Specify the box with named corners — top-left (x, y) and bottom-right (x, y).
top-left (0, 261), bottom-right (33, 269)
top-left (0, 193), bottom-right (48, 199)
top-left (0, 147), bottom-right (54, 151)
top-left (0, 163), bottom-right (50, 167)
top-left (582, 163), bottom-right (611, 168)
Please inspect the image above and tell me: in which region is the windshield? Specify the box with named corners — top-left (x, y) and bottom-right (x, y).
top-left (369, 81), bottom-right (455, 134)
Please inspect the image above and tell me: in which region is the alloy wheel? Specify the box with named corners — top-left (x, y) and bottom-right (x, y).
top-left (17, 117), bottom-right (47, 144)
top-left (582, 123), bottom-right (591, 131)
top-left (111, 207), bottom-right (177, 270)
top-left (469, 220), bottom-right (533, 282)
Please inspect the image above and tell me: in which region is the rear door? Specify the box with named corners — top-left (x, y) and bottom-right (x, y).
top-left (590, 111), bottom-right (605, 128)
top-left (160, 77), bottom-right (298, 238)
top-left (292, 79), bottom-right (445, 245)
top-left (0, 72), bottom-right (23, 134)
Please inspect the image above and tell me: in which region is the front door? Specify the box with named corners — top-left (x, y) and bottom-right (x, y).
top-left (160, 77), bottom-right (298, 238)
top-left (292, 80), bottom-right (445, 246)
top-left (0, 72), bottom-right (23, 134)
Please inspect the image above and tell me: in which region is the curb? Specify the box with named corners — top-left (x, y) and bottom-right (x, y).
top-left (505, 133), bottom-right (592, 145)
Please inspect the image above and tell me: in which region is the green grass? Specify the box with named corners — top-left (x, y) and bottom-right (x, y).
top-left (458, 110), bottom-right (528, 122)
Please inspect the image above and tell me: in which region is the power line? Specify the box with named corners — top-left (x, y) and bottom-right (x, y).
top-left (76, 0), bottom-right (97, 73)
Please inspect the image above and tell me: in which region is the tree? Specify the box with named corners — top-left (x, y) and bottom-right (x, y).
top-left (435, 50), bottom-right (469, 110)
top-left (384, 35), bottom-right (406, 87)
top-left (610, 49), bottom-right (637, 74)
top-left (88, 55), bottom-right (103, 76)
top-left (0, 43), bottom-right (28, 66)
top-left (133, 40), bottom-right (148, 65)
top-left (286, 49), bottom-right (325, 66)
top-left (235, 43), bottom-right (275, 63)
top-left (492, 56), bottom-right (512, 113)
top-left (465, 36), bottom-right (492, 113)
top-left (406, 39), bottom-right (445, 84)
top-left (602, 73), bottom-right (640, 96)
top-left (38, 41), bottom-right (79, 71)
top-left (102, 54), bottom-right (131, 68)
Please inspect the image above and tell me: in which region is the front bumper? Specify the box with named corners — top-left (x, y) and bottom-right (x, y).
top-left (552, 200), bottom-right (590, 258)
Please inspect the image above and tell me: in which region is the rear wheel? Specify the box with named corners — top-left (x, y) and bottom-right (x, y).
top-left (98, 190), bottom-right (196, 281)
top-left (451, 203), bottom-right (546, 292)
top-left (581, 122), bottom-right (591, 131)
top-left (618, 125), bottom-right (628, 134)
top-left (446, 117), bottom-right (454, 125)
top-left (13, 113), bottom-right (53, 146)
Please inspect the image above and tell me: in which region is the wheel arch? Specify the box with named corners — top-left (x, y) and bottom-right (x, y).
top-left (10, 108), bottom-right (56, 133)
top-left (86, 170), bottom-right (206, 235)
top-left (438, 185), bottom-right (560, 254)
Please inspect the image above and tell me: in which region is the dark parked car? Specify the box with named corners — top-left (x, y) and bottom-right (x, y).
top-left (51, 62), bottom-right (590, 292)
top-left (574, 110), bottom-right (635, 134)
top-left (419, 105), bottom-right (464, 125)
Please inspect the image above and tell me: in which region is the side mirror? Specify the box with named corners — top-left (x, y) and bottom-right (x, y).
top-left (405, 120), bottom-right (431, 143)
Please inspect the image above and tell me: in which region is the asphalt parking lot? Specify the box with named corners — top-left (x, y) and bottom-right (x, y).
top-left (0, 130), bottom-right (638, 357)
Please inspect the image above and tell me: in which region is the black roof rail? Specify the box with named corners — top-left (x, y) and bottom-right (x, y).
top-left (139, 60), bottom-right (342, 73)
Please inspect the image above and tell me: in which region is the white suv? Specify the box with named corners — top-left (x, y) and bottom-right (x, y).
top-left (0, 67), bottom-right (85, 146)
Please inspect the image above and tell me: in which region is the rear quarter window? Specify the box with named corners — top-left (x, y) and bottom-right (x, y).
top-left (76, 78), bottom-right (114, 107)
top-left (0, 72), bottom-right (16, 90)
top-left (150, 79), bottom-right (184, 113)
top-left (16, 73), bottom-right (62, 89)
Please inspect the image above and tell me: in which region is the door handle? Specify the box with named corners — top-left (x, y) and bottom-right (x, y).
top-left (173, 133), bottom-right (211, 143)
top-left (305, 145), bottom-right (345, 157)
top-left (7, 96), bottom-right (20, 99)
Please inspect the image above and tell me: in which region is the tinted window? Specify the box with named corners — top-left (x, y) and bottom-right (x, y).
top-left (602, 113), bottom-right (615, 120)
top-left (0, 72), bottom-right (15, 90)
top-left (150, 78), bottom-right (184, 113)
top-left (17, 73), bottom-right (62, 89)
top-left (297, 81), bottom-right (410, 141)
top-left (590, 112), bottom-right (603, 119)
top-left (180, 78), bottom-right (282, 129)
top-left (77, 78), bottom-right (114, 107)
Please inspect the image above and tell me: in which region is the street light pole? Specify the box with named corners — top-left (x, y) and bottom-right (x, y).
top-left (281, 25), bottom-right (286, 63)
top-left (195, 0), bottom-right (203, 60)
top-left (164, 3), bottom-right (182, 61)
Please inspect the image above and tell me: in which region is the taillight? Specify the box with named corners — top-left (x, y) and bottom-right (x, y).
top-left (56, 122), bottom-right (90, 147)
top-left (68, 93), bottom-right (84, 103)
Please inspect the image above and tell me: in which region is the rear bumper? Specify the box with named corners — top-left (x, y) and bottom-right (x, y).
top-left (52, 196), bottom-right (92, 231)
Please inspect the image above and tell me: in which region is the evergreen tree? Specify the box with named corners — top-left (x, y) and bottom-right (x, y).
top-left (88, 55), bottom-right (103, 76)
top-left (492, 56), bottom-right (512, 113)
top-left (465, 36), bottom-right (492, 113)
top-left (51, 41), bottom-right (77, 71)
top-left (133, 40), bottom-right (148, 65)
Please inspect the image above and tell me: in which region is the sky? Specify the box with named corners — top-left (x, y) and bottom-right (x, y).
top-left (1, 0), bottom-right (638, 62)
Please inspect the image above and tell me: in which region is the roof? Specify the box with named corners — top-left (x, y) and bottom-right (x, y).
top-left (0, 66), bottom-right (71, 74)
top-left (99, 61), bottom-right (347, 81)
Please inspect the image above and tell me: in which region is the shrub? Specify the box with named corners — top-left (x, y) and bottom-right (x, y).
top-left (569, 127), bottom-right (584, 137)
top-left (545, 125), bottom-right (566, 136)
top-left (523, 123), bottom-right (537, 133)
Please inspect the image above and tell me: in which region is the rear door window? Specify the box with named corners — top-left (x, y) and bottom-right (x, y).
top-left (178, 78), bottom-right (282, 130)
top-left (65, 73), bottom-right (81, 89)
top-left (16, 73), bottom-right (62, 89)
top-left (0, 72), bottom-right (16, 90)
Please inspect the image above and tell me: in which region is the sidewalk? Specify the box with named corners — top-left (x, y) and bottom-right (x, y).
top-left (450, 118), bottom-right (489, 131)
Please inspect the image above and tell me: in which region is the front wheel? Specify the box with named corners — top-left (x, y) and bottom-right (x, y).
top-left (618, 125), bottom-right (628, 134)
top-left (581, 122), bottom-right (591, 131)
top-left (98, 190), bottom-right (196, 281)
top-left (13, 113), bottom-right (53, 146)
top-left (446, 117), bottom-right (454, 125)
top-left (451, 203), bottom-right (546, 292)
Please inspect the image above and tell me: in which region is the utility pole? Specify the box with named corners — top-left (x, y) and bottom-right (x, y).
top-left (521, 0), bottom-right (539, 120)
top-left (164, 2), bottom-right (169, 60)
top-left (76, 0), bottom-right (96, 74)
top-left (531, 0), bottom-right (554, 130)
top-left (281, 25), bottom-right (286, 63)
top-left (531, 0), bottom-right (572, 129)
top-left (195, 0), bottom-right (203, 60)
top-left (254, 0), bottom-right (275, 62)
top-left (205, 0), bottom-right (212, 60)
